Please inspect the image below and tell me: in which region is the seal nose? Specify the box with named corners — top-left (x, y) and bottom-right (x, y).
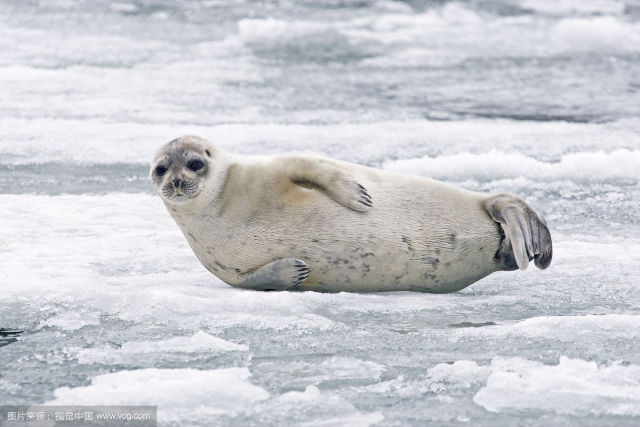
top-left (173, 178), bottom-right (181, 187)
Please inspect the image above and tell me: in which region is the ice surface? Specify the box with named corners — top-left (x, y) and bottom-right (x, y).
top-left (48, 367), bottom-right (269, 421)
top-left (520, 0), bottom-right (627, 15)
top-left (76, 331), bottom-right (249, 365)
top-left (384, 148), bottom-right (640, 182)
top-left (474, 357), bottom-right (640, 416)
top-left (2, 193), bottom-right (639, 424)
top-left (1, 0), bottom-right (640, 426)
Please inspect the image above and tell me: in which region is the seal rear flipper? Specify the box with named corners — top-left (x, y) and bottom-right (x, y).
top-left (228, 258), bottom-right (310, 291)
top-left (483, 194), bottom-right (553, 271)
top-left (532, 214), bottom-right (552, 269)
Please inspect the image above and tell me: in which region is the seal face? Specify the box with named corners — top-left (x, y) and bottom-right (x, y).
top-left (150, 137), bottom-right (212, 205)
top-left (151, 136), bottom-right (552, 293)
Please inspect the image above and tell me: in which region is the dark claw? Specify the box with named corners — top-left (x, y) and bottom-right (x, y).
top-left (358, 184), bottom-right (371, 195)
top-left (359, 188), bottom-right (372, 205)
top-left (295, 273), bottom-right (309, 284)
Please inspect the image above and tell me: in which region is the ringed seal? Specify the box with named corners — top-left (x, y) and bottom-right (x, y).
top-left (150, 136), bottom-right (552, 293)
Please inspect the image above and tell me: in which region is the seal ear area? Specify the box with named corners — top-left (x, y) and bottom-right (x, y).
top-left (483, 194), bottom-right (553, 271)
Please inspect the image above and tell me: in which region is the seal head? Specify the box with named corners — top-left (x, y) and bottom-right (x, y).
top-left (150, 136), bottom-right (214, 205)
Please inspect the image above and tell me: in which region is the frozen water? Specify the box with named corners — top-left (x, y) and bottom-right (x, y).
top-left (473, 356), bottom-right (640, 416)
top-left (1, 0), bottom-right (639, 425)
top-left (49, 367), bottom-right (271, 421)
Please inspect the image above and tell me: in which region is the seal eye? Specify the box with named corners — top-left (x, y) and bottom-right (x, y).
top-left (187, 159), bottom-right (204, 172)
top-left (154, 165), bottom-right (168, 176)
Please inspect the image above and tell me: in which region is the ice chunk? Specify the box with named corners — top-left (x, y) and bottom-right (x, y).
top-left (77, 331), bottom-right (248, 364)
top-left (551, 17), bottom-right (640, 53)
top-left (474, 356), bottom-right (640, 416)
top-left (48, 367), bottom-right (268, 420)
top-left (426, 360), bottom-right (490, 392)
top-left (119, 331), bottom-right (248, 353)
top-left (383, 149), bottom-right (640, 183)
top-left (39, 310), bottom-right (101, 331)
top-left (266, 385), bottom-right (384, 426)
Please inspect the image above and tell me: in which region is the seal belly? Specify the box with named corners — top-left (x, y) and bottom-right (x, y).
top-left (247, 173), bottom-right (503, 292)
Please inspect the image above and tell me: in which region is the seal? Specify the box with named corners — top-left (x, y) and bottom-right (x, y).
top-left (151, 135), bottom-right (552, 293)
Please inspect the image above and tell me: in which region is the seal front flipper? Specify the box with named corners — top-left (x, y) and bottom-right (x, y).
top-left (483, 194), bottom-right (552, 271)
top-left (280, 156), bottom-right (372, 212)
top-left (228, 258), bottom-right (310, 291)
